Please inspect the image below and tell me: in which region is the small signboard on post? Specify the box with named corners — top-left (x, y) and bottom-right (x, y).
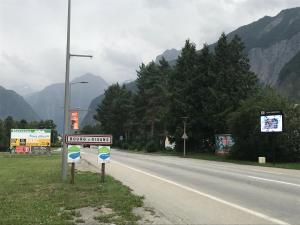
top-left (98, 146), bottom-right (110, 163)
top-left (260, 110), bottom-right (283, 165)
top-left (64, 134), bottom-right (113, 184)
top-left (65, 134), bottom-right (112, 145)
top-left (68, 145), bottom-right (81, 163)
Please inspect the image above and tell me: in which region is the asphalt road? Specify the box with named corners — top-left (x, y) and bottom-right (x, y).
top-left (81, 148), bottom-right (300, 225)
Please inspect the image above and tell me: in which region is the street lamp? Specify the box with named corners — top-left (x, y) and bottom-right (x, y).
top-left (61, 0), bottom-right (92, 181)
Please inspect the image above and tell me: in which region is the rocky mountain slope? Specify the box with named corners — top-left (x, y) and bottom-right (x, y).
top-left (0, 86), bottom-right (39, 121)
top-left (160, 7), bottom-right (300, 95)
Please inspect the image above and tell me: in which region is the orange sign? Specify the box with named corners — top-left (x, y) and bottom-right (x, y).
top-left (70, 111), bottom-right (79, 130)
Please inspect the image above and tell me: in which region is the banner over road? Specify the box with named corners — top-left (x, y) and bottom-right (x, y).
top-left (65, 134), bottom-right (113, 145)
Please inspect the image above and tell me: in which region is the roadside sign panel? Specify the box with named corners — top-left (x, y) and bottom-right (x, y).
top-left (70, 111), bottom-right (79, 130)
top-left (98, 146), bottom-right (110, 163)
top-left (65, 134), bottom-right (112, 145)
top-left (68, 145), bottom-right (81, 163)
top-left (260, 111), bottom-right (283, 133)
top-left (10, 129), bottom-right (51, 148)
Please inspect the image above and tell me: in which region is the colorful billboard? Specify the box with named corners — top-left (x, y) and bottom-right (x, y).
top-left (70, 111), bottom-right (79, 130)
top-left (260, 111), bottom-right (283, 133)
top-left (215, 134), bottom-right (234, 154)
top-left (10, 129), bottom-right (51, 148)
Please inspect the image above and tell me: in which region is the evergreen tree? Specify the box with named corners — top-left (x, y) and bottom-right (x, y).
top-left (168, 40), bottom-right (198, 150)
top-left (135, 59), bottom-right (172, 143)
top-left (95, 83), bottom-right (133, 142)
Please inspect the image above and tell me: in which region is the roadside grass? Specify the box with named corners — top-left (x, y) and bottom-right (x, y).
top-left (0, 153), bottom-right (143, 225)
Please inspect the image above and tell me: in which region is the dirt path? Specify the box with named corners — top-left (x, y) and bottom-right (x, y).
top-left (76, 157), bottom-right (172, 225)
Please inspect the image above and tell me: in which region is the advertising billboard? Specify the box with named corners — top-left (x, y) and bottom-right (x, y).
top-left (215, 134), bottom-right (235, 155)
top-left (260, 111), bottom-right (283, 133)
top-left (70, 111), bottom-right (79, 130)
top-left (10, 129), bottom-right (51, 148)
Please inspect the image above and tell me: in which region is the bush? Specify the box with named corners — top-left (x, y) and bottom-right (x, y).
top-left (228, 88), bottom-right (300, 162)
top-left (145, 140), bottom-right (159, 153)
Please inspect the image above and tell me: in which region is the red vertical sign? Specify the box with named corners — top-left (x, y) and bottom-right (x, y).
top-left (70, 111), bottom-right (79, 130)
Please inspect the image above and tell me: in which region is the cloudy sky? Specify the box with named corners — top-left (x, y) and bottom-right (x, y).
top-left (0, 0), bottom-right (299, 93)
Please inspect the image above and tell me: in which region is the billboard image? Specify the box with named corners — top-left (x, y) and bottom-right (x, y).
top-left (10, 129), bottom-right (51, 149)
top-left (68, 145), bottom-right (81, 163)
top-left (70, 111), bottom-right (79, 130)
top-left (260, 111), bottom-right (283, 133)
top-left (215, 134), bottom-right (234, 154)
top-left (98, 146), bottom-right (110, 164)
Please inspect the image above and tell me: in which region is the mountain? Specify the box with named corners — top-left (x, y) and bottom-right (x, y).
top-left (0, 86), bottom-right (39, 121)
top-left (26, 73), bottom-right (109, 133)
top-left (9, 84), bottom-right (34, 96)
top-left (81, 81), bottom-right (137, 127)
top-left (161, 7), bottom-right (300, 95)
top-left (276, 52), bottom-right (300, 100)
top-left (226, 7), bottom-right (300, 86)
top-left (155, 49), bottom-right (181, 65)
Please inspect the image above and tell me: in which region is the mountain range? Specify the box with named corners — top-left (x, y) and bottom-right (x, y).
top-left (158, 7), bottom-right (300, 97)
top-left (25, 73), bottom-right (108, 133)
top-left (0, 86), bottom-right (39, 121)
top-left (81, 7), bottom-right (300, 127)
top-left (2, 7), bottom-right (300, 130)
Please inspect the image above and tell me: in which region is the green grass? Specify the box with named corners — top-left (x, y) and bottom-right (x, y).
top-left (0, 153), bottom-right (143, 225)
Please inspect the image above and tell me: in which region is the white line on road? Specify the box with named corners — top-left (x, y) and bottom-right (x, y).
top-left (248, 175), bottom-right (300, 188)
top-left (112, 160), bottom-right (290, 225)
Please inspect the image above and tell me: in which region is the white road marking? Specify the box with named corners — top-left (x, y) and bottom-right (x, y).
top-left (248, 176), bottom-right (300, 188)
top-left (112, 160), bottom-right (290, 225)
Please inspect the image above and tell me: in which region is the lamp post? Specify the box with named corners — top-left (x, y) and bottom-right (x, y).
top-left (62, 0), bottom-right (92, 181)
top-left (181, 117), bottom-right (188, 157)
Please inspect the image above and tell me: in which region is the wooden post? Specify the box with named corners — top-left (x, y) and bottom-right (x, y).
top-left (101, 163), bottom-right (105, 183)
top-left (70, 162), bottom-right (75, 184)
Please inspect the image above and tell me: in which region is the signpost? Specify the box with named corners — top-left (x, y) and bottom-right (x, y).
top-left (98, 146), bottom-right (111, 182)
top-left (181, 117), bottom-right (188, 157)
top-left (260, 111), bottom-right (284, 164)
top-left (65, 134), bottom-right (112, 145)
top-left (65, 134), bottom-right (112, 184)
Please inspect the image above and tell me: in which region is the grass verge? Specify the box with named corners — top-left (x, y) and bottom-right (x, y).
top-left (0, 153), bottom-right (143, 225)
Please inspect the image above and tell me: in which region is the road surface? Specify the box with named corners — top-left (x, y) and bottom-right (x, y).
top-left (81, 148), bottom-right (300, 225)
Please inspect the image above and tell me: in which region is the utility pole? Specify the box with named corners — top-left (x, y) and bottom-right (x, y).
top-left (62, 0), bottom-right (93, 181)
top-left (62, 0), bottom-right (71, 181)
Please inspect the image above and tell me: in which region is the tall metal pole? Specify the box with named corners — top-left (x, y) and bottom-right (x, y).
top-left (62, 0), bottom-right (71, 181)
top-left (183, 120), bottom-right (186, 157)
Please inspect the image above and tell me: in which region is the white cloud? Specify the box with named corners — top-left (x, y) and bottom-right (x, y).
top-left (0, 0), bottom-right (299, 92)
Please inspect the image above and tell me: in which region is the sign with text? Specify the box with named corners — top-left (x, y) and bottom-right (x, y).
top-left (10, 129), bottom-right (51, 148)
top-left (65, 134), bottom-right (113, 145)
top-left (68, 145), bottom-right (81, 163)
top-left (98, 146), bottom-right (110, 163)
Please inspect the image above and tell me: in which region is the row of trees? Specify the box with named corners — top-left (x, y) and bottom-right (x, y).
top-left (0, 116), bottom-right (59, 150)
top-left (87, 33), bottom-right (300, 162)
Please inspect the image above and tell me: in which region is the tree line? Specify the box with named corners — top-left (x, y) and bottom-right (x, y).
top-left (85, 33), bottom-right (300, 162)
top-left (0, 116), bottom-right (59, 150)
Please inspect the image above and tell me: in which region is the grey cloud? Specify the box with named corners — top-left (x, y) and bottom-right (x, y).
top-left (0, 0), bottom-right (299, 92)
top-left (102, 47), bottom-right (140, 69)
